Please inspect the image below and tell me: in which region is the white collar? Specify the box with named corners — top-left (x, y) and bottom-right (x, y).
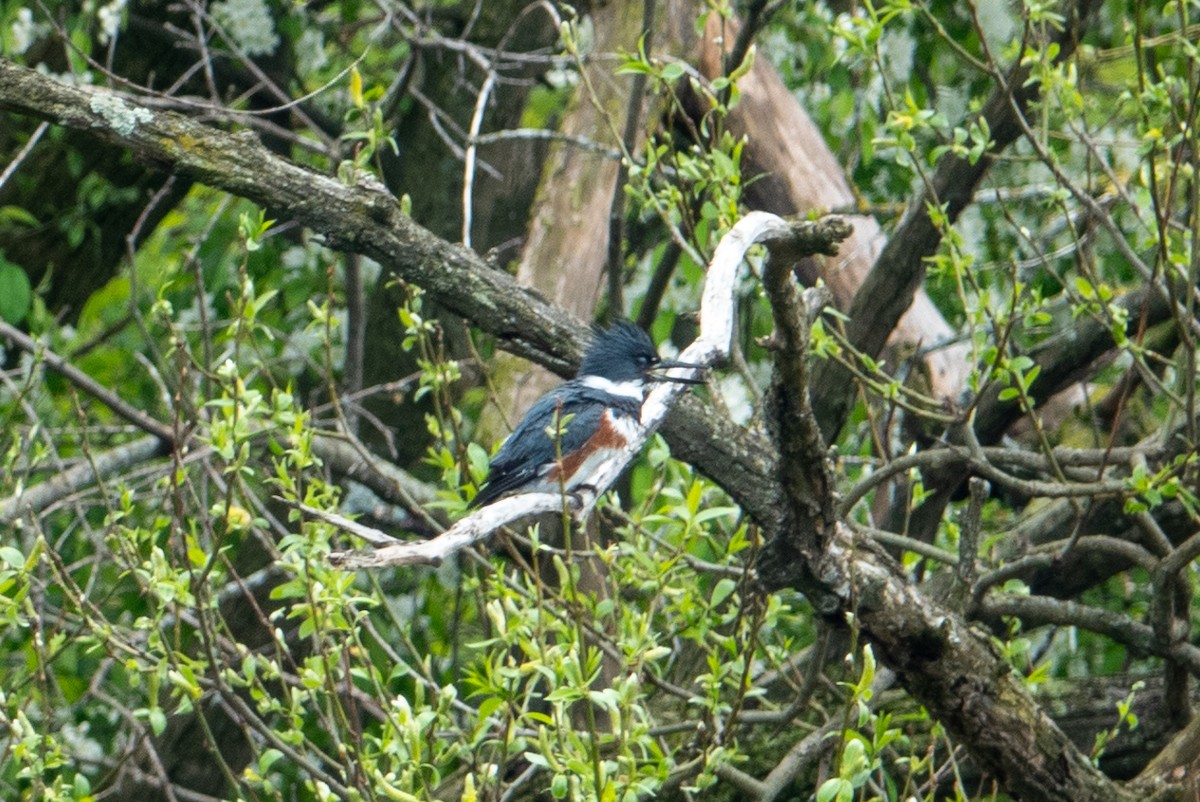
top-left (580, 375), bottom-right (644, 401)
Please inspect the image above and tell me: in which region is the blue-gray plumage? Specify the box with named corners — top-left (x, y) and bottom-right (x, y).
top-left (470, 321), bottom-right (703, 508)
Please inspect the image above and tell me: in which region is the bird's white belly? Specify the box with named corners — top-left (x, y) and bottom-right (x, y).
top-left (532, 411), bottom-right (642, 494)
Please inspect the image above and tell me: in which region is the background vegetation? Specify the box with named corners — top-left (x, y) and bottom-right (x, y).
top-left (1, 0), bottom-right (1198, 800)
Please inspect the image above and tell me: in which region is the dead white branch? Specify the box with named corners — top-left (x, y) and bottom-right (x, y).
top-left (327, 211), bottom-right (817, 569)
top-left (327, 492), bottom-right (576, 568)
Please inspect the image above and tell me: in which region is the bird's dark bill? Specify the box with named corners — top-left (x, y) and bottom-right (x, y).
top-left (649, 359), bottom-right (706, 384)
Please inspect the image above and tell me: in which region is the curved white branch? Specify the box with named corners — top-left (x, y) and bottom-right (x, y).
top-left (329, 211), bottom-right (797, 569)
top-left (327, 492), bottom-right (581, 568)
top-left (573, 211), bottom-right (794, 517)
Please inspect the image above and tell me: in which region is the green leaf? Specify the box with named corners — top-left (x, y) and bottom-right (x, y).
top-left (0, 206), bottom-right (38, 226)
top-left (728, 44), bottom-right (756, 81)
top-left (1008, 355), bottom-right (1034, 372)
top-left (349, 67), bottom-right (364, 108)
top-left (615, 61), bottom-right (653, 75)
top-left (258, 748), bottom-right (284, 773)
top-left (523, 751), bottom-right (552, 768)
top-left (0, 546), bottom-right (25, 569)
top-left (694, 506), bottom-right (739, 523)
top-left (816, 777), bottom-right (852, 802)
top-left (661, 61), bottom-right (685, 81)
top-left (0, 257), bottom-right (31, 324)
top-left (476, 696), bottom-right (504, 720)
top-left (710, 577), bottom-right (737, 607)
top-left (148, 707), bottom-right (167, 736)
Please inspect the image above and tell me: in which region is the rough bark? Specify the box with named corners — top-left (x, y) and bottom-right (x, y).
top-left (797, 522), bottom-right (1156, 802)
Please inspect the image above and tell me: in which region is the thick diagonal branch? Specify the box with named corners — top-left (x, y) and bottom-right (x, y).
top-left (818, 523), bottom-right (1147, 802)
top-left (754, 237), bottom-right (1164, 802)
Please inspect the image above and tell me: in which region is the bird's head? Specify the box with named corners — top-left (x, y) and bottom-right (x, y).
top-left (578, 321), bottom-right (705, 386)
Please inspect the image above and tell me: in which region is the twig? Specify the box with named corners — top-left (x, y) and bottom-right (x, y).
top-left (958, 478), bottom-right (989, 588)
top-left (469, 128), bottom-right (623, 160)
top-left (982, 593), bottom-right (1200, 675)
top-left (462, 69), bottom-right (497, 249)
top-left (712, 763), bottom-right (766, 797)
top-left (342, 254), bottom-right (366, 434)
top-left (310, 432), bottom-right (438, 510)
top-left (328, 492), bottom-right (573, 568)
top-left (758, 669), bottom-right (897, 802)
top-left (969, 534), bottom-right (1158, 606)
top-left (286, 500), bottom-right (401, 547)
top-left (603, 0), bottom-right (657, 323)
top-left (0, 434), bottom-right (165, 525)
top-left (852, 523), bottom-right (957, 565)
top-left (0, 119), bottom-right (47, 192)
top-left (0, 320), bottom-right (176, 446)
top-left (839, 443), bottom-right (1136, 516)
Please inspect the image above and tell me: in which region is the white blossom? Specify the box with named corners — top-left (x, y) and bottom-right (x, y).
top-left (10, 7), bottom-right (46, 54)
top-left (211, 0), bottom-right (279, 57)
top-left (97, 0), bottom-right (128, 44)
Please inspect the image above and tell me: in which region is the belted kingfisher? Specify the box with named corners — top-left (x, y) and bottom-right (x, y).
top-left (470, 321), bottom-right (703, 508)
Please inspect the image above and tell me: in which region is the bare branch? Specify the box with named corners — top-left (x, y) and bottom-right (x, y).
top-left (289, 501), bottom-right (402, 548)
top-left (0, 435), bottom-right (165, 525)
top-left (958, 477), bottom-right (989, 590)
top-left (983, 593), bottom-right (1200, 676)
top-left (0, 319), bottom-right (176, 446)
top-left (328, 492), bottom-right (573, 568)
top-left (758, 668), bottom-right (897, 802)
top-left (308, 438), bottom-right (436, 531)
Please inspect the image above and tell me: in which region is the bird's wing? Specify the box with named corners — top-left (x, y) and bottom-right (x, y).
top-left (471, 384), bottom-right (610, 507)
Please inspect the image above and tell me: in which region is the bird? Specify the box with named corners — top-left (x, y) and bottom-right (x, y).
top-left (470, 321), bottom-right (704, 508)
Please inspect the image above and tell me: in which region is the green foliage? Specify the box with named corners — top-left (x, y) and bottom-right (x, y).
top-left (0, 239), bottom-right (828, 796)
top-left (3, 0), bottom-right (1200, 799)
top-left (1092, 680), bottom-right (1143, 765)
top-left (0, 251), bottom-right (31, 324)
top-left (338, 67), bottom-right (400, 183)
top-left (616, 26), bottom-right (747, 268)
